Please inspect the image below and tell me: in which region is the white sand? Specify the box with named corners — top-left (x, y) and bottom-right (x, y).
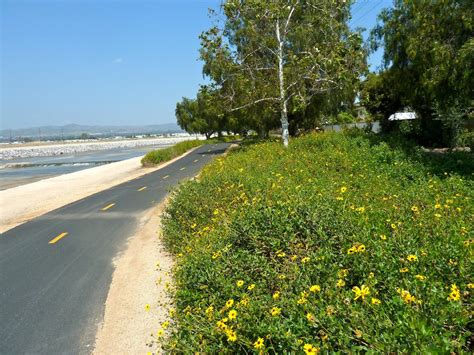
top-left (0, 148), bottom-right (197, 233)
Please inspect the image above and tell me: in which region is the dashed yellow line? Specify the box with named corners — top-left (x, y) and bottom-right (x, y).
top-left (180, 167), bottom-right (186, 171)
top-left (162, 175), bottom-right (169, 180)
top-left (138, 186), bottom-right (147, 192)
top-left (49, 232), bottom-right (69, 244)
top-left (193, 159), bottom-right (199, 163)
top-left (101, 203), bottom-right (115, 211)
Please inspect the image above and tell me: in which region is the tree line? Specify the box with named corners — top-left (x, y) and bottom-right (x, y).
top-left (177, 0), bottom-right (473, 147)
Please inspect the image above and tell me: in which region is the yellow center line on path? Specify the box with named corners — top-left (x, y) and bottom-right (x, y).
top-left (162, 175), bottom-right (169, 180)
top-left (138, 186), bottom-right (147, 192)
top-left (180, 167), bottom-right (186, 171)
top-left (49, 232), bottom-right (69, 244)
top-left (101, 203), bottom-right (116, 211)
top-left (193, 159), bottom-right (199, 163)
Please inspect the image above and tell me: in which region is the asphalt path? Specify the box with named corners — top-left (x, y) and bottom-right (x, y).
top-left (0, 143), bottom-right (230, 354)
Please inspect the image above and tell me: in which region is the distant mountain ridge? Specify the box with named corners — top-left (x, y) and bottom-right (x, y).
top-left (0, 123), bottom-right (183, 139)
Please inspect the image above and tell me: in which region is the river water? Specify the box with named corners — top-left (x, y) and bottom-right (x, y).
top-left (0, 144), bottom-right (169, 191)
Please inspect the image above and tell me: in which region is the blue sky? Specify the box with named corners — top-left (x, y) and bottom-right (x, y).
top-left (1, 0), bottom-right (391, 129)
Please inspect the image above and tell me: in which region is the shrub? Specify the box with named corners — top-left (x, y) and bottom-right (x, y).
top-left (141, 140), bottom-right (205, 166)
top-left (159, 132), bottom-right (473, 353)
top-left (141, 136), bottom-right (237, 166)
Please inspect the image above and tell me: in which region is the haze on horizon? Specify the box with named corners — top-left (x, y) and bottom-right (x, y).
top-left (1, 0), bottom-right (387, 130)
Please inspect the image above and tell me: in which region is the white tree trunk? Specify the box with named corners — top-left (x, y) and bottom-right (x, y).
top-left (276, 19), bottom-right (289, 147)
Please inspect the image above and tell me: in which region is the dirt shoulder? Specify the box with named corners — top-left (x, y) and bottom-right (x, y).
top-left (0, 147), bottom-right (198, 233)
top-left (93, 200), bottom-right (173, 354)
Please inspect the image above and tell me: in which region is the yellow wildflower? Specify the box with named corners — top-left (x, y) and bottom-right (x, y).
top-left (226, 329), bottom-right (237, 342)
top-left (236, 280), bottom-right (244, 287)
top-left (391, 223), bottom-right (397, 230)
top-left (407, 254), bottom-right (418, 262)
top-left (467, 283), bottom-right (474, 289)
top-left (347, 246), bottom-right (357, 255)
top-left (338, 269), bottom-right (349, 278)
top-left (310, 285), bottom-right (321, 293)
top-left (225, 299), bottom-right (234, 308)
top-left (357, 244), bottom-right (366, 252)
top-left (216, 320), bottom-right (227, 330)
top-left (434, 213), bottom-right (442, 218)
top-left (297, 297), bottom-right (307, 305)
top-left (239, 297), bottom-right (249, 306)
top-left (336, 196), bottom-right (344, 201)
top-left (247, 283), bottom-right (256, 290)
top-left (371, 297), bottom-right (381, 305)
top-left (228, 309), bottom-right (237, 320)
top-left (448, 284), bottom-right (461, 301)
top-left (301, 257), bottom-right (310, 263)
top-left (205, 306), bottom-right (214, 315)
top-left (254, 337), bottom-right (264, 350)
top-left (411, 206), bottom-right (419, 212)
top-left (306, 312), bottom-right (315, 322)
top-left (303, 343), bottom-right (320, 354)
top-left (400, 267), bottom-right (409, 273)
top-left (161, 321), bottom-right (169, 329)
top-left (145, 304), bottom-right (151, 312)
top-left (415, 274), bottom-right (426, 281)
top-left (340, 186), bottom-right (347, 193)
top-left (336, 279), bottom-right (346, 287)
top-left (435, 203), bottom-right (441, 209)
top-left (352, 285), bottom-right (370, 301)
top-left (156, 328), bottom-right (164, 337)
top-left (272, 291), bottom-right (281, 300)
top-left (398, 289), bottom-right (418, 304)
top-left (276, 250), bottom-right (286, 258)
top-left (270, 307), bottom-right (281, 316)
top-left (380, 234), bottom-right (387, 240)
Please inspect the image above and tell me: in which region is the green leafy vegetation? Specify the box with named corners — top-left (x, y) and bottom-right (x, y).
top-left (367, 0), bottom-right (473, 146)
top-left (158, 132), bottom-right (473, 353)
top-left (177, 0), bottom-right (366, 142)
top-left (142, 138), bottom-right (235, 166)
top-left (141, 140), bottom-right (206, 166)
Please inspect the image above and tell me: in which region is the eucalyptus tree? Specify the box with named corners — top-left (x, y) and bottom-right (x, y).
top-left (200, 0), bottom-right (366, 146)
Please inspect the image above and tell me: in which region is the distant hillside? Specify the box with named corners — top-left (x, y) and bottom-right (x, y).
top-left (0, 123), bottom-right (184, 141)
